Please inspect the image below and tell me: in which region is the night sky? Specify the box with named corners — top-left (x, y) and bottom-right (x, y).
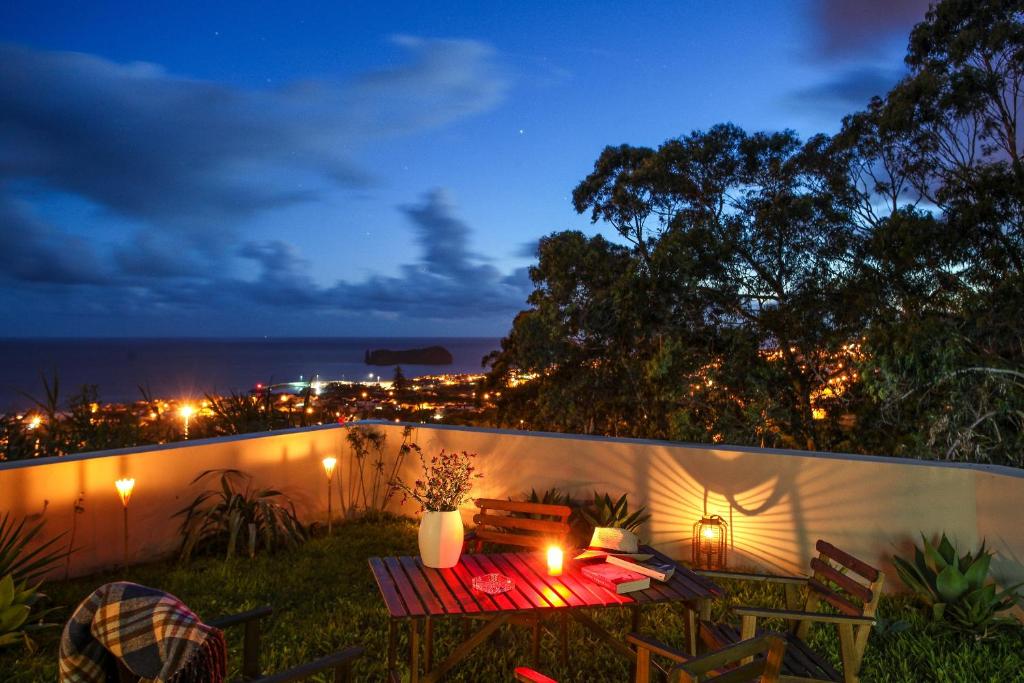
top-left (0, 1), bottom-right (929, 337)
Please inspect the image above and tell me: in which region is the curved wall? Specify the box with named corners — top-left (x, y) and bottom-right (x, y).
top-left (1, 422), bottom-right (1021, 588)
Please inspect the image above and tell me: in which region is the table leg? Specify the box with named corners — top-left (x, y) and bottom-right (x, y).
top-left (531, 619), bottom-right (541, 668)
top-left (409, 619), bottom-right (420, 683)
top-left (686, 605), bottom-right (698, 656)
top-left (387, 620), bottom-right (397, 675)
top-left (424, 617), bottom-right (434, 674)
top-left (422, 614), bottom-right (510, 683)
top-left (569, 610), bottom-right (637, 662)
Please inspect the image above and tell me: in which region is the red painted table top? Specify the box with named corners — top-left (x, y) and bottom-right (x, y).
top-left (368, 546), bottom-right (722, 619)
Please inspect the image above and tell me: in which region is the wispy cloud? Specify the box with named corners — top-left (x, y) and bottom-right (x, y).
top-left (808, 0), bottom-right (931, 58)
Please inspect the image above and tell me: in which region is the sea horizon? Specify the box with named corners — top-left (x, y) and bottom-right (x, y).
top-left (0, 336), bottom-right (503, 410)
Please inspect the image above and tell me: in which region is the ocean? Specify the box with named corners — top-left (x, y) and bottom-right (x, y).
top-left (0, 337), bottom-right (502, 410)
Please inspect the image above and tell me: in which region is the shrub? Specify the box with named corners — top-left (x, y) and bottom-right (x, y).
top-left (893, 533), bottom-right (1023, 637)
top-left (580, 492), bottom-right (651, 534)
top-left (175, 469), bottom-right (305, 560)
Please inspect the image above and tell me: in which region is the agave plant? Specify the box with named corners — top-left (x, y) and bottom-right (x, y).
top-left (0, 513), bottom-right (68, 585)
top-left (580, 492), bottom-right (651, 533)
top-left (0, 573), bottom-right (57, 651)
top-left (175, 469), bottom-right (306, 561)
top-left (893, 533), bottom-right (1023, 636)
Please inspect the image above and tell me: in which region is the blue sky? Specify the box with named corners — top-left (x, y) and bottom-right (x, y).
top-left (0, 0), bottom-right (930, 337)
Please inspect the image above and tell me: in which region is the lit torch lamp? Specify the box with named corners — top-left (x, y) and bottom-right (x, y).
top-left (115, 478), bottom-right (135, 566)
top-left (322, 457), bottom-right (338, 535)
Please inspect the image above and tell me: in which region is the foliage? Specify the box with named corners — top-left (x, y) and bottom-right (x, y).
top-left (0, 513), bottom-right (68, 586)
top-left (390, 449), bottom-right (482, 512)
top-left (579, 492), bottom-right (651, 534)
top-left (485, 0), bottom-right (1024, 468)
top-left (0, 574), bottom-right (57, 652)
top-left (174, 469), bottom-right (305, 561)
top-left (893, 533), bottom-right (1023, 636)
top-left (202, 391), bottom-right (286, 436)
top-left (344, 426), bottom-right (419, 517)
top-left (4, 520), bottom-right (1024, 682)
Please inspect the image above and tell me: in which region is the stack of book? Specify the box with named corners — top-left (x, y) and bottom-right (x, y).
top-left (575, 533), bottom-right (676, 594)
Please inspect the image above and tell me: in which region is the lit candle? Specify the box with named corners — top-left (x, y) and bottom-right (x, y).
top-left (547, 546), bottom-right (563, 576)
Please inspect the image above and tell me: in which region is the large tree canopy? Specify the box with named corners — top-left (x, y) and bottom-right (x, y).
top-left (487, 0), bottom-right (1024, 467)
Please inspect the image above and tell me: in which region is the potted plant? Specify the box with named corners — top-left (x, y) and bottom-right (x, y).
top-left (391, 450), bottom-right (482, 568)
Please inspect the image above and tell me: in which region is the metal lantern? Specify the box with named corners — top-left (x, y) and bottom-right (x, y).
top-left (692, 514), bottom-right (728, 569)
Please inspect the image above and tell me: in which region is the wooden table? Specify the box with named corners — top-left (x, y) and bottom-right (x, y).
top-left (368, 547), bottom-right (722, 682)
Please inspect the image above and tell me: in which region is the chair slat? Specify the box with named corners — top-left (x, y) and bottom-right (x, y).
top-left (474, 528), bottom-right (553, 549)
top-left (815, 540), bottom-right (880, 582)
top-left (810, 557), bottom-right (873, 604)
top-left (475, 498), bottom-right (572, 519)
top-left (473, 512), bottom-right (570, 536)
top-left (807, 578), bottom-right (862, 616)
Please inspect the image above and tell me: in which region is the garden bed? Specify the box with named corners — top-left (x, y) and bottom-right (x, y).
top-left (2, 516), bottom-right (1022, 682)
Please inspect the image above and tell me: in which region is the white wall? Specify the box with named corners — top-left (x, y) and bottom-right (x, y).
top-left (2, 421), bottom-right (1022, 589)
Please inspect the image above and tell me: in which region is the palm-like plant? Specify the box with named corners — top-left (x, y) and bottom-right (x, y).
top-left (580, 492), bottom-right (651, 533)
top-left (175, 469), bottom-right (305, 561)
top-left (0, 513), bottom-right (68, 585)
top-left (893, 533), bottom-right (1023, 636)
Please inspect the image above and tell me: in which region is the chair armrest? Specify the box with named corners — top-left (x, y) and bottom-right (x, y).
top-left (626, 633), bottom-right (690, 664)
top-left (732, 606), bottom-right (875, 626)
top-left (674, 635), bottom-right (786, 677)
top-left (694, 569), bottom-right (807, 585)
top-left (207, 605), bottom-right (274, 629)
top-left (251, 646), bottom-right (364, 683)
top-left (514, 666), bottom-right (558, 683)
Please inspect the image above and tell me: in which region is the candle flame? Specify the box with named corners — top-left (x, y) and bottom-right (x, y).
top-left (547, 546), bottom-right (563, 576)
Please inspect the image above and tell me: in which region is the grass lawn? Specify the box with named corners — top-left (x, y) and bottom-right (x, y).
top-left (2, 515), bottom-right (1023, 682)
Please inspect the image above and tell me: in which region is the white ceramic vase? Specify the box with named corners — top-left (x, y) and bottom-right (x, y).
top-left (418, 510), bottom-right (463, 568)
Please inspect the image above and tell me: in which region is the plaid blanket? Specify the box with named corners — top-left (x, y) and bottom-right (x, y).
top-left (59, 582), bottom-right (226, 683)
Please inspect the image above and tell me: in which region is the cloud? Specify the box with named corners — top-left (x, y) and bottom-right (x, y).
top-left (328, 189), bottom-right (531, 317)
top-left (810, 0), bottom-right (931, 57)
top-left (0, 197), bottom-right (107, 285)
top-left (789, 65), bottom-right (905, 112)
top-left (0, 38), bottom-right (508, 242)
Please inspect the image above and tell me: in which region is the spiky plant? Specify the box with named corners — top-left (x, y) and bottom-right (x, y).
top-left (0, 574), bottom-right (58, 652)
top-left (580, 492), bottom-right (651, 533)
top-left (175, 469), bottom-right (305, 561)
top-left (893, 533), bottom-right (1023, 637)
top-left (0, 513), bottom-right (68, 585)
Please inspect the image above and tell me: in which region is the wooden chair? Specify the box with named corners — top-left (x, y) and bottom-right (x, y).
top-left (465, 498), bottom-right (573, 667)
top-left (116, 605), bottom-right (363, 682)
top-left (697, 540), bottom-right (883, 683)
top-left (513, 634), bottom-right (786, 683)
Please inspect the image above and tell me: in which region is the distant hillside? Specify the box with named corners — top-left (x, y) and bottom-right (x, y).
top-left (364, 345), bottom-right (453, 366)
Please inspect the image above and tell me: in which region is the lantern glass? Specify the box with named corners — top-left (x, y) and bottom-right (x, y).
top-left (692, 515), bottom-right (728, 570)
top-left (546, 546), bottom-right (563, 576)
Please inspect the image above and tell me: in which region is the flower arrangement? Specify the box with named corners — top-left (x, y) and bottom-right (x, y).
top-left (390, 449), bottom-right (482, 512)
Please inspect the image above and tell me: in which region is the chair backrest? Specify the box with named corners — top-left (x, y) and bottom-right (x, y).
top-left (803, 540), bottom-right (884, 619)
top-left (672, 635), bottom-right (785, 683)
top-left (471, 498), bottom-right (572, 550)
